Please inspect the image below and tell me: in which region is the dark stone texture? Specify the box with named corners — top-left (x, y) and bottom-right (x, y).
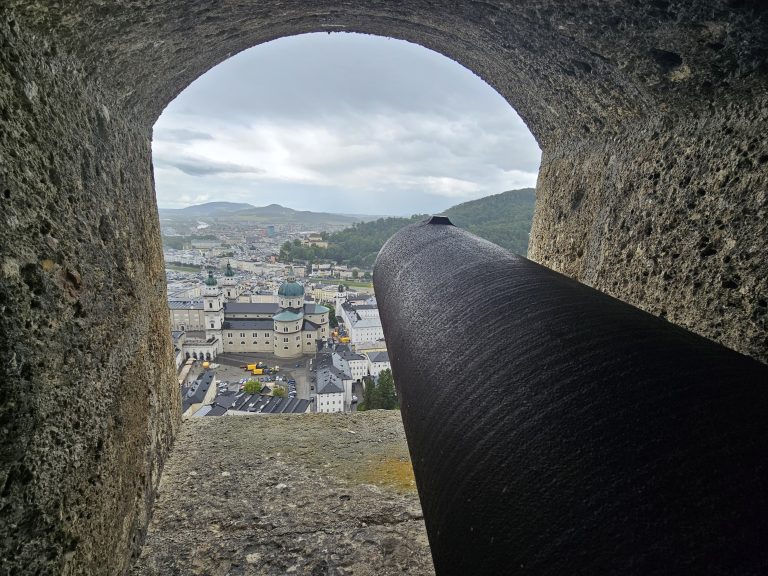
top-left (375, 222), bottom-right (768, 575)
top-left (0, 1), bottom-right (766, 574)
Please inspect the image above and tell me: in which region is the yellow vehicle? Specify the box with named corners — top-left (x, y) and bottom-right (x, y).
top-left (339, 336), bottom-right (350, 344)
top-left (251, 368), bottom-right (264, 375)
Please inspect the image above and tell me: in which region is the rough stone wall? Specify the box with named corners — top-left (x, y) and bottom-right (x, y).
top-left (531, 102), bottom-right (768, 362)
top-left (0, 13), bottom-right (179, 576)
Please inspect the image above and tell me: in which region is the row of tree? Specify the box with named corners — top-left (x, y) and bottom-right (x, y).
top-left (357, 369), bottom-right (398, 411)
top-left (278, 189), bottom-right (536, 267)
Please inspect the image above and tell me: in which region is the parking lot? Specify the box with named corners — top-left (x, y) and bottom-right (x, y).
top-left (210, 352), bottom-right (313, 400)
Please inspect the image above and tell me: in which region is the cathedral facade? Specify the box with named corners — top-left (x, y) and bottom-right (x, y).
top-left (170, 265), bottom-right (330, 361)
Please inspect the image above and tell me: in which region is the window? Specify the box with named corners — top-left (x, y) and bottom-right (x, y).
top-left (227, 332), bottom-right (232, 337)
top-left (284, 327), bottom-right (288, 332)
top-left (210, 322), bottom-right (214, 328)
top-left (240, 333), bottom-right (245, 337)
top-left (264, 333), bottom-right (269, 337)
top-left (283, 338), bottom-right (288, 343)
top-left (241, 341), bottom-right (245, 345)
top-left (209, 302), bottom-right (212, 309)
top-left (296, 335), bottom-right (300, 341)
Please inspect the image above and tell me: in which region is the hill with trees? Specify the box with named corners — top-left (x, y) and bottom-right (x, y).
top-left (279, 188), bottom-right (536, 267)
top-left (159, 202), bottom-right (364, 229)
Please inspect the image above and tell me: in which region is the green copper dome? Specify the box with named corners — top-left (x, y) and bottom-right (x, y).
top-left (204, 270), bottom-right (217, 286)
top-left (224, 262), bottom-right (235, 277)
top-left (278, 280), bottom-right (304, 297)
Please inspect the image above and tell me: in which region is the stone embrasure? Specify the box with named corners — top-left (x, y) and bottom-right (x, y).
top-left (2, 1), bottom-right (767, 574)
top-left (131, 411), bottom-right (433, 576)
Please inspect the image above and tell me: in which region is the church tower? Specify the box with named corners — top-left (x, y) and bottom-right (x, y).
top-left (203, 269), bottom-right (224, 343)
top-left (221, 261), bottom-right (241, 301)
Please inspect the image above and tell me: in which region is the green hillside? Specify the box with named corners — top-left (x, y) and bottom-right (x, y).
top-left (280, 188), bottom-right (536, 267)
top-left (443, 188), bottom-right (535, 255)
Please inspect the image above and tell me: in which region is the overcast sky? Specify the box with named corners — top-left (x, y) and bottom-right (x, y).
top-left (152, 32), bottom-right (540, 216)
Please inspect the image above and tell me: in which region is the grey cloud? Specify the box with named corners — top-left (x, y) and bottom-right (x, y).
top-left (155, 155), bottom-right (264, 176)
top-left (153, 128), bottom-right (214, 142)
top-left (154, 32), bottom-right (541, 214)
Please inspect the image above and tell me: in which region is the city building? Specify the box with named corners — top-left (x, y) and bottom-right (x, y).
top-left (315, 349), bottom-right (353, 412)
top-left (366, 351), bottom-right (391, 379)
top-left (169, 265), bottom-right (329, 361)
top-left (333, 347), bottom-right (368, 381)
top-left (340, 296), bottom-right (385, 344)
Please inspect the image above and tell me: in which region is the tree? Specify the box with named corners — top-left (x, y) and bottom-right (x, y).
top-left (358, 376), bottom-right (376, 411)
top-left (363, 271), bottom-right (371, 280)
top-left (244, 379), bottom-right (261, 394)
top-left (377, 369), bottom-right (398, 410)
top-left (352, 269), bottom-right (359, 279)
top-left (357, 372), bottom-right (397, 410)
top-left (326, 303), bottom-right (338, 328)
top-left (273, 385), bottom-right (287, 398)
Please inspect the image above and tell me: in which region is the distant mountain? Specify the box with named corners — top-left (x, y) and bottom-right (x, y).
top-left (159, 201), bottom-right (255, 218)
top-left (279, 188), bottom-right (537, 268)
top-left (159, 201), bottom-right (364, 228)
top-left (228, 204), bottom-right (361, 226)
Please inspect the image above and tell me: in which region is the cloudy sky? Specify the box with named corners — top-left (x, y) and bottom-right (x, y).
top-left (152, 32), bottom-right (540, 216)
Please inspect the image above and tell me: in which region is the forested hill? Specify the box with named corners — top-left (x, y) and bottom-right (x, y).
top-left (443, 188), bottom-right (535, 255)
top-left (280, 188), bottom-right (536, 268)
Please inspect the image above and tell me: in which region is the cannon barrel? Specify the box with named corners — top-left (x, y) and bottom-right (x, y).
top-left (373, 217), bottom-right (768, 576)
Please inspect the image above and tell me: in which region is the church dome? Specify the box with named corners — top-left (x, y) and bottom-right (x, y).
top-left (204, 270), bottom-right (217, 286)
top-left (224, 262), bottom-right (235, 277)
top-left (278, 280), bottom-right (304, 297)
top-left (278, 267), bottom-right (304, 298)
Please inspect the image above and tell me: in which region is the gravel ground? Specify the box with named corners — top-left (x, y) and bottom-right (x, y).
top-left (131, 411), bottom-right (434, 575)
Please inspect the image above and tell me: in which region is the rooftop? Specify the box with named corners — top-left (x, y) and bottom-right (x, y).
top-left (368, 351), bottom-right (391, 364)
top-left (224, 302), bottom-right (279, 314)
top-left (168, 299), bottom-right (203, 310)
top-left (222, 319), bottom-right (274, 331)
top-left (303, 303), bottom-right (329, 314)
top-left (273, 310), bottom-right (304, 322)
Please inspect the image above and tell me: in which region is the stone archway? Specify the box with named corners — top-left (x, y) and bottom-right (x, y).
top-left (1, 2), bottom-right (767, 574)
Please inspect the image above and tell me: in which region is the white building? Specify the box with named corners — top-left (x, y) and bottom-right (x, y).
top-left (332, 348), bottom-right (368, 381)
top-left (339, 297), bottom-right (385, 344)
top-left (315, 350), bottom-right (354, 412)
top-left (366, 351), bottom-right (391, 379)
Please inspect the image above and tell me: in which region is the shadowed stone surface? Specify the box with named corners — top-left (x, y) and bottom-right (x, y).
top-left (0, 13), bottom-right (179, 576)
top-left (131, 412), bottom-right (433, 576)
top-left (1, 1), bottom-right (767, 574)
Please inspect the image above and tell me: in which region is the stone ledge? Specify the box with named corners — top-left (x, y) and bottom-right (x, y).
top-left (131, 411), bottom-right (434, 575)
